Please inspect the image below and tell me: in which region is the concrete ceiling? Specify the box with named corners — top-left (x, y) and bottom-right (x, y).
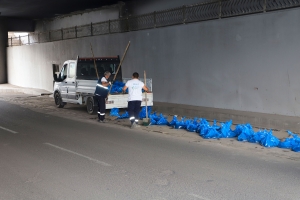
top-left (0, 0), bottom-right (129, 19)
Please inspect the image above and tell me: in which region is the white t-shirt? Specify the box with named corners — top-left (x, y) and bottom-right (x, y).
top-left (125, 79), bottom-right (144, 101)
top-left (101, 77), bottom-right (108, 83)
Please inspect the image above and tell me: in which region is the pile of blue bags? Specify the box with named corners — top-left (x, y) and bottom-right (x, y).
top-left (109, 107), bottom-right (300, 153)
top-left (107, 81), bottom-right (128, 94)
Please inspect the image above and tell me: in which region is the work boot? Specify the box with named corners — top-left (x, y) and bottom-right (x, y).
top-left (131, 123), bottom-right (136, 129)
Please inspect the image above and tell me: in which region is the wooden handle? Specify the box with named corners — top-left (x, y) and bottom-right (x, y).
top-left (113, 41), bottom-right (131, 82)
top-left (90, 43), bottom-right (99, 79)
top-left (109, 41), bottom-right (131, 95)
top-left (144, 70), bottom-right (148, 119)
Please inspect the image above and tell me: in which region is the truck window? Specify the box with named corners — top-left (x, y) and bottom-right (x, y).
top-left (60, 64), bottom-right (68, 80)
top-left (68, 62), bottom-right (76, 78)
top-left (76, 60), bottom-right (121, 80)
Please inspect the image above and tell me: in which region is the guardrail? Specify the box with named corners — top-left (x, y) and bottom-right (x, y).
top-left (8, 0), bottom-right (300, 47)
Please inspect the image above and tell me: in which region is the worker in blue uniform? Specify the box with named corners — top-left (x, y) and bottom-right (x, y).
top-left (94, 71), bottom-right (111, 123)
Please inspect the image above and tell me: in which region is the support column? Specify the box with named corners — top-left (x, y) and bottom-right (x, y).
top-left (0, 18), bottom-right (8, 84)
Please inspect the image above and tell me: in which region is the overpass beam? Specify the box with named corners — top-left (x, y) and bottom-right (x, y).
top-left (0, 18), bottom-right (8, 83)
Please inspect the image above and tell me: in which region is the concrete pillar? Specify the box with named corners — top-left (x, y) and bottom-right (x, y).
top-left (0, 18), bottom-right (8, 84)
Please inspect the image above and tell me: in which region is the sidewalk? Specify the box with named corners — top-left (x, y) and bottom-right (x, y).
top-left (0, 83), bottom-right (296, 139)
top-left (0, 84), bottom-right (52, 96)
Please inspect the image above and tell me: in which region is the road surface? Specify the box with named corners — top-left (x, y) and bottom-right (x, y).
top-left (0, 99), bottom-right (300, 200)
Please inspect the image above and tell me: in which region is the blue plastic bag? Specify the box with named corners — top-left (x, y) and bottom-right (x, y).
top-left (248, 129), bottom-right (267, 143)
top-left (292, 145), bottom-right (300, 152)
top-left (157, 114), bottom-right (169, 125)
top-left (149, 117), bottom-right (157, 125)
top-left (149, 112), bottom-right (160, 121)
top-left (198, 119), bottom-right (220, 139)
top-left (202, 127), bottom-right (220, 139)
top-left (175, 117), bottom-right (189, 129)
top-left (168, 115), bottom-right (178, 128)
top-left (279, 137), bottom-right (295, 149)
top-left (139, 106), bottom-right (152, 119)
top-left (117, 111), bottom-right (129, 119)
top-left (197, 118), bottom-right (210, 135)
top-left (260, 130), bottom-right (280, 148)
top-left (219, 120), bottom-right (236, 138)
top-left (109, 81), bottom-right (126, 94)
top-left (236, 124), bottom-right (254, 142)
top-left (278, 130), bottom-right (300, 149)
top-left (149, 112), bottom-right (165, 125)
top-left (187, 118), bottom-right (199, 132)
top-left (110, 108), bottom-right (120, 117)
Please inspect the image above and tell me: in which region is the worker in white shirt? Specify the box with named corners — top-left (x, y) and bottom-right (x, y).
top-left (122, 72), bottom-right (149, 129)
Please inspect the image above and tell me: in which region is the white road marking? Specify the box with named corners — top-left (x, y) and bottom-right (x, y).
top-left (0, 126), bottom-right (17, 134)
top-left (44, 143), bottom-right (112, 167)
top-left (188, 193), bottom-right (211, 200)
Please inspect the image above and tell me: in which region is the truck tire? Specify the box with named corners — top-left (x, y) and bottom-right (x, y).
top-left (86, 96), bottom-right (96, 115)
top-left (54, 92), bottom-right (65, 108)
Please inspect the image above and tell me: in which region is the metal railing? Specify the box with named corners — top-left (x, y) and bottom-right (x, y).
top-left (8, 0), bottom-right (300, 47)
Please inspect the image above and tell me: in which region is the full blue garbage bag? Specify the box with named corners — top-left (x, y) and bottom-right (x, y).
top-left (235, 124), bottom-right (254, 142)
top-left (110, 108), bottom-right (120, 117)
top-left (220, 120), bottom-right (237, 138)
top-left (168, 115), bottom-right (179, 128)
top-left (149, 112), bottom-right (160, 121)
top-left (278, 131), bottom-right (300, 149)
top-left (248, 129), bottom-right (267, 143)
top-left (149, 112), bottom-right (164, 125)
top-left (117, 111), bottom-right (129, 119)
top-left (202, 126), bottom-right (220, 139)
top-left (260, 130), bottom-right (280, 148)
top-left (150, 117), bottom-right (157, 125)
top-left (108, 81), bottom-right (126, 94)
top-left (198, 119), bottom-right (220, 139)
top-left (157, 114), bottom-right (169, 125)
top-left (187, 118), bottom-right (199, 132)
top-left (279, 137), bottom-right (296, 149)
top-left (175, 117), bottom-right (190, 129)
top-left (197, 118), bottom-right (210, 135)
top-left (139, 106), bottom-right (152, 119)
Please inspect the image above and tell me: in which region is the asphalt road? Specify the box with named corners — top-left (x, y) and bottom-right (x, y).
top-left (0, 99), bottom-right (300, 200)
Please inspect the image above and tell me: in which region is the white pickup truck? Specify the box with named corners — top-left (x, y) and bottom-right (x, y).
top-left (52, 56), bottom-right (153, 114)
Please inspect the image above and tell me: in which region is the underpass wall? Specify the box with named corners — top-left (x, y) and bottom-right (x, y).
top-left (7, 8), bottom-right (300, 117)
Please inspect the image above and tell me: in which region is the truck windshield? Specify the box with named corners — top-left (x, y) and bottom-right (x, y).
top-left (76, 60), bottom-right (121, 81)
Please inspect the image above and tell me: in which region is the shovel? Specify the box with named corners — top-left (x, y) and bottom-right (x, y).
top-left (142, 70), bottom-right (150, 126)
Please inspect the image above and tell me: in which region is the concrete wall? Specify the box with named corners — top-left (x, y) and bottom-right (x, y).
top-left (126, 0), bottom-right (207, 16)
top-left (0, 18), bottom-right (8, 83)
top-left (35, 4), bottom-right (121, 32)
top-left (7, 8), bottom-right (300, 117)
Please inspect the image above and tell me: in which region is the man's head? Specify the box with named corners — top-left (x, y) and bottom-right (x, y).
top-left (132, 72), bottom-right (139, 79)
top-left (104, 71), bottom-right (111, 79)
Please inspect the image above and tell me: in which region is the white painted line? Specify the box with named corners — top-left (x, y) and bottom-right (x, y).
top-left (44, 143), bottom-right (111, 167)
top-left (0, 126), bottom-right (18, 134)
top-left (189, 193), bottom-right (211, 200)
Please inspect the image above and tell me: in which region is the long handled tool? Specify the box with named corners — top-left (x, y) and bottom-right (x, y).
top-left (142, 70), bottom-right (150, 126)
top-left (108, 41), bottom-right (131, 95)
top-left (90, 43), bottom-right (99, 79)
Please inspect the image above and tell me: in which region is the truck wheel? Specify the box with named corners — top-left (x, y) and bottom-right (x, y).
top-left (54, 92), bottom-right (65, 108)
top-left (86, 97), bottom-right (95, 115)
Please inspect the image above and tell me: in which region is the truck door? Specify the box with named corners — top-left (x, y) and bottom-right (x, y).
top-left (65, 62), bottom-right (76, 100)
top-left (60, 63), bottom-right (68, 99)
